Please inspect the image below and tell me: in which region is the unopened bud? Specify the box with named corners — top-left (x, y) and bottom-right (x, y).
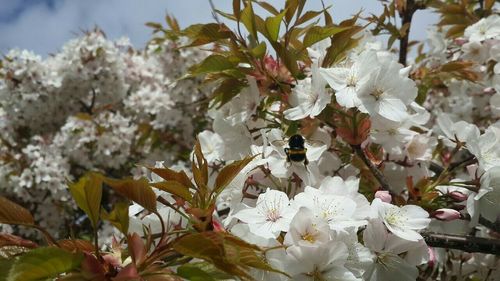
top-left (434, 208), bottom-right (461, 221)
top-left (428, 247), bottom-right (436, 268)
top-left (449, 191), bottom-right (468, 202)
top-left (375, 190), bottom-right (392, 203)
top-left (212, 219), bottom-right (226, 232)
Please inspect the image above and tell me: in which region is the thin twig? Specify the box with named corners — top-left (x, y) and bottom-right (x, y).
top-left (209, 0), bottom-right (221, 24)
top-left (352, 145), bottom-right (392, 191)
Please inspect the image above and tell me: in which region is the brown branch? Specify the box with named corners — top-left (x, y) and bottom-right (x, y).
top-left (398, 0), bottom-right (426, 66)
top-left (479, 216), bottom-right (500, 233)
top-left (422, 231), bottom-right (500, 255)
top-left (352, 145), bottom-right (392, 191)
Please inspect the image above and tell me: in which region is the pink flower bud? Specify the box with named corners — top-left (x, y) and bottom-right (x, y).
top-left (448, 191), bottom-right (468, 202)
top-left (212, 218), bottom-right (226, 232)
top-left (427, 247), bottom-right (436, 268)
top-left (375, 190), bottom-right (392, 203)
top-left (434, 208), bottom-right (461, 221)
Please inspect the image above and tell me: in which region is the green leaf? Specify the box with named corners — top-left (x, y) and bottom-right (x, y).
top-left (250, 42), bottom-right (267, 58)
top-left (273, 43), bottom-right (299, 77)
top-left (213, 156), bottom-right (255, 194)
top-left (145, 22), bottom-right (163, 29)
top-left (212, 78), bottom-right (247, 108)
top-left (189, 55), bottom-right (236, 76)
top-left (101, 201), bottom-right (129, 235)
top-left (0, 197), bottom-right (34, 226)
top-left (176, 264), bottom-right (216, 281)
top-left (177, 262), bottom-right (233, 281)
top-left (0, 258), bottom-right (13, 281)
top-left (303, 25), bottom-right (349, 48)
top-left (7, 247), bottom-right (83, 281)
top-left (295, 10), bottom-right (324, 25)
top-left (265, 11), bottom-right (285, 41)
top-left (254, 1), bottom-right (279, 15)
top-left (240, 1), bottom-right (258, 40)
top-left (104, 177), bottom-right (157, 213)
top-left (182, 23), bottom-right (232, 47)
top-left (151, 181), bottom-right (192, 201)
top-left (284, 0), bottom-right (299, 23)
top-left (68, 173), bottom-right (103, 230)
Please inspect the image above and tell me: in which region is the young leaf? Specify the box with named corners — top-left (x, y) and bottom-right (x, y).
top-left (284, 0), bottom-right (299, 23)
top-left (265, 11), bottom-right (285, 41)
top-left (249, 42), bottom-right (267, 58)
top-left (302, 25), bottom-right (348, 48)
top-left (57, 239), bottom-right (95, 253)
top-left (192, 140), bottom-right (209, 190)
top-left (177, 262), bottom-right (233, 281)
top-left (146, 166), bottom-right (193, 189)
top-left (7, 247), bottom-right (83, 281)
top-left (151, 181), bottom-right (192, 201)
top-left (213, 156), bottom-right (255, 194)
top-left (0, 234), bottom-right (37, 249)
top-left (254, 1), bottom-right (279, 15)
top-left (295, 9), bottom-right (326, 26)
top-left (101, 201), bottom-right (130, 235)
top-left (240, 1), bottom-right (258, 40)
top-left (68, 173), bottom-right (103, 230)
top-left (189, 55), bottom-right (236, 76)
top-left (182, 23), bottom-right (232, 47)
top-left (0, 196), bottom-right (34, 226)
top-left (104, 177), bottom-right (157, 213)
top-left (176, 264), bottom-right (216, 281)
top-left (127, 233), bottom-right (147, 267)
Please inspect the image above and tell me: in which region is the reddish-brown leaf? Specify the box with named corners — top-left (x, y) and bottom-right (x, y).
top-left (127, 233), bottom-right (147, 267)
top-left (0, 196), bottom-right (35, 226)
top-left (104, 177), bottom-right (157, 213)
top-left (58, 239), bottom-right (94, 253)
top-left (0, 233), bottom-right (37, 249)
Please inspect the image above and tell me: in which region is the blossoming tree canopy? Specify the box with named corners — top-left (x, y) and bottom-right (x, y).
top-left (1, 0), bottom-right (500, 280)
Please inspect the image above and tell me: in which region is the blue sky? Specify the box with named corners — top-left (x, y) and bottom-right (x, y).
top-left (0, 0), bottom-right (439, 56)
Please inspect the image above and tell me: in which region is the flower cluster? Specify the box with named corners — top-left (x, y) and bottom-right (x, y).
top-left (0, 30), bottom-right (209, 238)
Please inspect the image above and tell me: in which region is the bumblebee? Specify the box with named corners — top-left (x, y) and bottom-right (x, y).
top-left (272, 134), bottom-right (324, 167)
top-left (284, 134), bottom-right (308, 165)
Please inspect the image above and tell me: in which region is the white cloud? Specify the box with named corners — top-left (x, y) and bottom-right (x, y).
top-left (0, 0), bottom-right (438, 55)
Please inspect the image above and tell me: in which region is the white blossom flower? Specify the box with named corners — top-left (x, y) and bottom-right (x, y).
top-left (464, 14), bottom-right (500, 42)
top-left (197, 130), bottom-right (225, 163)
top-left (285, 241), bottom-right (360, 281)
top-left (284, 207), bottom-right (331, 246)
top-left (371, 198), bottom-right (430, 241)
top-left (468, 125), bottom-right (500, 171)
top-left (363, 219), bottom-right (428, 281)
top-left (319, 50), bottom-right (377, 109)
top-left (292, 186), bottom-right (360, 231)
top-left (357, 58), bottom-right (417, 122)
top-left (233, 188), bottom-right (297, 239)
top-left (284, 65), bottom-right (331, 120)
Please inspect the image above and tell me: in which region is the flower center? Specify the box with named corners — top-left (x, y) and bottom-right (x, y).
top-left (347, 74), bottom-right (357, 88)
top-left (385, 208), bottom-right (405, 226)
top-left (301, 232), bottom-right (316, 243)
top-left (266, 208), bottom-right (281, 222)
top-left (370, 88), bottom-right (384, 101)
